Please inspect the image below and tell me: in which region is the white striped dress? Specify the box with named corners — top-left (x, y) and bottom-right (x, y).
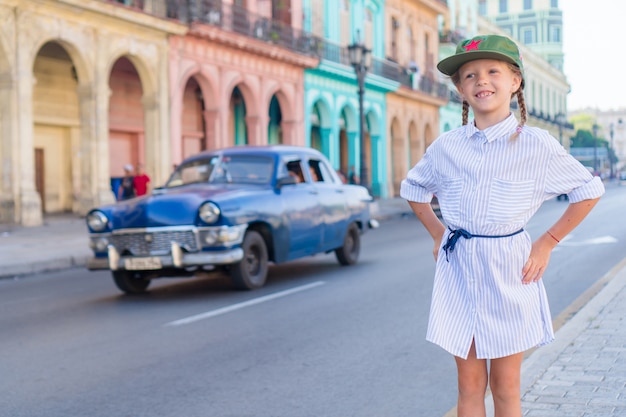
top-left (400, 114), bottom-right (605, 359)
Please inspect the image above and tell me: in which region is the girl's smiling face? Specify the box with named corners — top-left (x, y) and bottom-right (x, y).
top-left (456, 59), bottom-right (522, 126)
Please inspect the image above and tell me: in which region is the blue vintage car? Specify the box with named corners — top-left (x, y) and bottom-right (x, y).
top-left (86, 145), bottom-right (377, 293)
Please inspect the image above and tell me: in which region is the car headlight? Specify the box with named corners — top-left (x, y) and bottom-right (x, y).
top-left (199, 202), bottom-right (221, 224)
top-left (87, 211), bottom-right (109, 232)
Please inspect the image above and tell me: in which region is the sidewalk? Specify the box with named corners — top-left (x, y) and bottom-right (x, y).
top-left (0, 213), bottom-right (91, 278)
top-left (2, 199), bottom-right (626, 417)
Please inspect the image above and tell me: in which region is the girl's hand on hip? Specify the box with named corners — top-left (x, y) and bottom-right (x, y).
top-left (522, 236), bottom-right (556, 284)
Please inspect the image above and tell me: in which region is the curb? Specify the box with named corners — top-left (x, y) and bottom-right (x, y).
top-left (1, 253), bottom-right (92, 279)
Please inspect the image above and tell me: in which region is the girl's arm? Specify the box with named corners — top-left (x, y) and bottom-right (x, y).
top-left (408, 201), bottom-right (446, 261)
top-left (522, 197), bottom-right (601, 284)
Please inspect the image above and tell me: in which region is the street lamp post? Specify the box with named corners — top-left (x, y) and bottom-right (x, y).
top-left (592, 123), bottom-right (598, 174)
top-left (348, 35), bottom-right (371, 192)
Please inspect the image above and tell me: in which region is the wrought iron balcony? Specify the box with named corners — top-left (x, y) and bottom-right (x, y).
top-left (99, 0), bottom-right (448, 100)
top-left (100, 0), bottom-right (321, 57)
top-left (316, 37), bottom-right (448, 101)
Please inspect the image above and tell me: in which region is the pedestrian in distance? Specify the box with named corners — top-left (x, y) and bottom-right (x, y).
top-left (400, 34), bottom-right (605, 417)
top-left (348, 165), bottom-right (359, 184)
top-left (133, 162), bottom-right (151, 196)
top-left (117, 164), bottom-right (136, 201)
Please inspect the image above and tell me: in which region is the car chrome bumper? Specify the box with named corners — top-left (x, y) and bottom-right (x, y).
top-left (88, 243), bottom-right (244, 271)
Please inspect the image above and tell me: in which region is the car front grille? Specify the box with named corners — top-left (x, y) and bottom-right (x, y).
top-left (110, 229), bottom-right (198, 256)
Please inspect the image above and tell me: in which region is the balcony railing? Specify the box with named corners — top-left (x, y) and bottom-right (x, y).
top-left (100, 0), bottom-right (321, 57)
top-left (100, 0), bottom-right (448, 100)
top-left (316, 38), bottom-right (448, 100)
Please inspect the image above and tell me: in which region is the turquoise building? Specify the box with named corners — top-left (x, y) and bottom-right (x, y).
top-left (302, 0), bottom-right (398, 198)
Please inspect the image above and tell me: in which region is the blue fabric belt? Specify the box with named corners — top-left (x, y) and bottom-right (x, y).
top-left (442, 227), bottom-right (524, 261)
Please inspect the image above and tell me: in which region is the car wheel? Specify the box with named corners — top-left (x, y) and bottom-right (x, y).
top-left (230, 230), bottom-right (269, 290)
top-left (112, 270), bottom-right (151, 294)
top-left (335, 223), bottom-right (360, 266)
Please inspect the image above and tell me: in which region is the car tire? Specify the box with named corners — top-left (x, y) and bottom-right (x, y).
top-left (230, 230), bottom-right (269, 290)
top-left (335, 223), bottom-right (360, 266)
top-left (112, 271), bottom-right (151, 294)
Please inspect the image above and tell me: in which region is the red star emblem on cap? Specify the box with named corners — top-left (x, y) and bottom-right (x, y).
top-left (464, 39), bottom-right (482, 52)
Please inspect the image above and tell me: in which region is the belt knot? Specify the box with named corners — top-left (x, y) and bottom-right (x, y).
top-left (442, 227), bottom-right (524, 261)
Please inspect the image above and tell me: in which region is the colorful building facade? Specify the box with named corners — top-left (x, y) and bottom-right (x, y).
top-left (1, 0), bottom-right (453, 226)
top-left (0, 0), bottom-right (187, 226)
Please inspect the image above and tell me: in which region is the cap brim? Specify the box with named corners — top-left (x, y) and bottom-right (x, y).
top-left (437, 51), bottom-right (519, 76)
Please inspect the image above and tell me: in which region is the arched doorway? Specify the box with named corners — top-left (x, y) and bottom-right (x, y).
top-left (338, 105), bottom-right (357, 182)
top-left (32, 41), bottom-right (80, 214)
top-left (268, 95), bottom-right (282, 144)
top-left (181, 76), bottom-right (206, 158)
top-left (108, 57), bottom-right (144, 198)
top-left (408, 120), bottom-right (420, 166)
top-left (229, 86), bottom-right (247, 146)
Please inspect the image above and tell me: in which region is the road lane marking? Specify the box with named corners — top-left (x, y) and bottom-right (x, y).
top-left (164, 281), bottom-right (326, 327)
top-left (559, 235), bottom-right (618, 246)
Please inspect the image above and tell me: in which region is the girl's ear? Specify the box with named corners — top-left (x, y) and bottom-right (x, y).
top-left (512, 74), bottom-right (522, 93)
top-left (456, 85), bottom-right (466, 100)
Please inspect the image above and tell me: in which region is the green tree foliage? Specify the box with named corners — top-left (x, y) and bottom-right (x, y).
top-left (571, 129), bottom-right (608, 148)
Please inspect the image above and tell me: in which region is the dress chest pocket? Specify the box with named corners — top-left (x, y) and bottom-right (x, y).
top-left (487, 178), bottom-right (536, 224)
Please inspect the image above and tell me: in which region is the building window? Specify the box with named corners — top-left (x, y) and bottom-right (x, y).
top-left (523, 0), bottom-right (532, 10)
top-left (499, 0), bottom-right (508, 13)
top-left (391, 17), bottom-right (399, 61)
top-left (551, 0), bottom-right (559, 7)
top-left (407, 26), bottom-right (415, 62)
top-left (522, 27), bottom-right (534, 44)
top-left (550, 25), bottom-right (561, 42)
top-left (479, 0), bottom-right (487, 16)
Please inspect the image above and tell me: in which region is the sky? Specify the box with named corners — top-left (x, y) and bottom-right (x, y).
top-left (561, 1), bottom-right (625, 111)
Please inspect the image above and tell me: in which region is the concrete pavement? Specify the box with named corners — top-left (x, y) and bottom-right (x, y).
top-left (1, 198), bottom-right (626, 416)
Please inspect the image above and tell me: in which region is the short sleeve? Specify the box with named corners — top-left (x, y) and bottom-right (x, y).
top-left (400, 146), bottom-right (438, 203)
top-left (545, 146), bottom-right (605, 203)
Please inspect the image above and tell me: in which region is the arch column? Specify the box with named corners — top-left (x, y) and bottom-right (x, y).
top-left (0, 73), bottom-right (18, 223)
top-left (319, 127), bottom-right (332, 162)
top-left (245, 115), bottom-right (263, 145)
top-left (142, 92), bottom-right (169, 187)
top-left (203, 109), bottom-right (220, 150)
top-left (76, 84), bottom-right (114, 213)
top-left (16, 55), bottom-right (42, 226)
top-left (281, 119), bottom-right (299, 145)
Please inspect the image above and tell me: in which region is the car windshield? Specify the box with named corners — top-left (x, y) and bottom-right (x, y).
top-left (165, 155), bottom-right (274, 188)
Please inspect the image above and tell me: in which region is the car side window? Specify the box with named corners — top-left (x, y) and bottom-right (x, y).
top-left (308, 160), bottom-right (322, 182)
top-left (308, 159), bottom-right (337, 184)
top-left (285, 160), bottom-right (305, 184)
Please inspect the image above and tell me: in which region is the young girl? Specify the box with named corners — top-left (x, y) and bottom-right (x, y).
top-left (400, 35), bottom-right (605, 416)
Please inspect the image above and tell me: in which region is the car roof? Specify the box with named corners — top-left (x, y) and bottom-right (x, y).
top-left (182, 145), bottom-right (325, 163)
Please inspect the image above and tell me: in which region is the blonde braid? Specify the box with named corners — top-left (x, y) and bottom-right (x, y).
top-left (462, 100), bottom-right (470, 126)
top-left (509, 88), bottom-right (527, 140)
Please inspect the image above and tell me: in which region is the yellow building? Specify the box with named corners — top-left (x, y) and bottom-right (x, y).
top-left (383, 0), bottom-right (449, 196)
top-left (0, 0), bottom-right (185, 226)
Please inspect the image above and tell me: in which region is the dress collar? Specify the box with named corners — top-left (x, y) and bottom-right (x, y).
top-left (464, 113), bottom-right (519, 143)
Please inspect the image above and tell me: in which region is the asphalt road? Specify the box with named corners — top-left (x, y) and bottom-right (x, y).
top-left (1, 184), bottom-right (624, 417)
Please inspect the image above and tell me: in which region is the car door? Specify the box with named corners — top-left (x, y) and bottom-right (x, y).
top-left (306, 158), bottom-right (348, 251)
top-left (281, 158), bottom-right (323, 259)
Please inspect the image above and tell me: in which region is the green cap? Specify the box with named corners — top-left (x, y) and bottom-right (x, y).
top-left (437, 35), bottom-right (524, 79)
